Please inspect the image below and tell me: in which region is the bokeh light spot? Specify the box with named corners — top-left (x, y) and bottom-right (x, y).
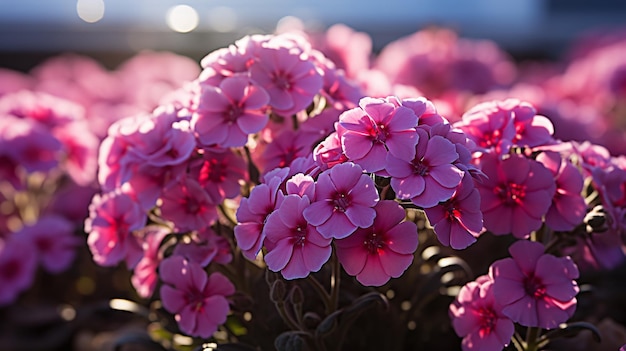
top-left (76, 0), bottom-right (105, 23)
top-left (166, 5), bottom-right (199, 33)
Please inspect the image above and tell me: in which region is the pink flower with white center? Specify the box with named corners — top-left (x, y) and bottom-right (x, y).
top-left (424, 173), bottom-right (483, 249)
top-left (387, 126), bottom-right (464, 208)
top-left (0, 237), bottom-right (37, 305)
top-left (264, 194), bottom-right (332, 279)
top-left (337, 96), bottom-right (418, 172)
top-left (192, 76), bottom-right (270, 148)
top-left (303, 162), bottom-right (379, 239)
top-left (84, 191), bottom-right (146, 268)
top-left (17, 215), bottom-right (79, 273)
top-left (131, 225), bottom-right (169, 298)
top-left (477, 153), bottom-right (556, 238)
top-left (454, 100), bottom-right (517, 155)
top-left (160, 176), bottom-right (218, 233)
top-left (536, 151), bottom-right (586, 231)
top-left (335, 200), bottom-right (418, 286)
top-left (2, 116), bottom-right (61, 173)
top-left (235, 174), bottom-right (285, 260)
top-left (189, 148), bottom-right (248, 203)
top-left (490, 240), bottom-right (579, 329)
top-left (174, 227), bottom-right (232, 267)
top-left (249, 45), bottom-right (323, 117)
top-left (159, 256), bottom-right (235, 338)
top-left (449, 275), bottom-right (514, 351)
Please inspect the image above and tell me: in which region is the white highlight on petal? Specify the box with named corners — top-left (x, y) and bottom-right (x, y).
top-left (76, 0), bottom-right (105, 23)
top-left (166, 4), bottom-right (199, 33)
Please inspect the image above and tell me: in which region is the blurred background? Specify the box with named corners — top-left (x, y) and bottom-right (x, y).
top-left (2, 0), bottom-right (626, 71)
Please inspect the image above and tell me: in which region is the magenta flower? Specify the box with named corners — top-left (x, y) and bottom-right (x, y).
top-left (313, 131), bottom-right (349, 172)
top-left (159, 256), bottom-right (235, 338)
top-left (131, 226), bottom-right (169, 298)
top-left (490, 240), bottom-right (579, 329)
top-left (173, 227), bottom-right (233, 267)
top-left (85, 191), bottom-right (146, 268)
top-left (335, 200), bottom-right (418, 286)
top-left (159, 176), bottom-right (218, 232)
top-left (249, 45), bottom-right (323, 117)
top-left (303, 162), bottom-right (379, 239)
top-left (337, 96), bottom-right (418, 172)
top-left (54, 121), bottom-right (99, 186)
top-left (0, 237), bottom-right (37, 305)
top-left (536, 151), bottom-right (586, 231)
top-left (257, 129), bottom-right (321, 175)
top-left (424, 173), bottom-right (483, 249)
top-left (189, 148), bottom-right (248, 203)
top-left (192, 76), bottom-right (270, 147)
top-left (264, 194), bottom-right (332, 279)
top-left (477, 153), bottom-right (556, 238)
top-left (449, 275), bottom-right (514, 351)
top-left (2, 116), bottom-right (61, 173)
top-left (387, 126), bottom-right (464, 208)
top-left (17, 215), bottom-right (79, 273)
top-left (235, 174), bottom-right (285, 260)
top-left (454, 100), bottom-right (516, 155)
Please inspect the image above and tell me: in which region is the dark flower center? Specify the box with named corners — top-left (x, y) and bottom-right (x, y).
top-left (476, 306), bottom-right (497, 337)
top-left (524, 274), bottom-right (546, 299)
top-left (413, 160), bottom-right (429, 176)
top-left (496, 181), bottom-right (526, 205)
top-left (363, 232), bottom-right (385, 254)
top-left (333, 193), bottom-right (350, 212)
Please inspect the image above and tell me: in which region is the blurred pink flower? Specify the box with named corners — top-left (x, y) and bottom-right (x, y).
top-left (159, 256), bottom-right (235, 338)
top-left (249, 45), bottom-right (323, 117)
top-left (303, 162), bottom-right (378, 239)
top-left (53, 121), bottom-right (99, 186)
top-left (159, 176), bottom-right (218, 232)
top-left (235, 174), bottom-right (285, 260)
top-left (264, 194), bottom-right (332, 279)
top-left (84, 191), bottom-right (146, 268)
top-left (0, 90), bottom-right (84, 129)
top-left (477, 153), bottom-right (555, 238)
top-left (1, 116), bottom-right (61, 173)
top-left (192, 76), bottom-right (269, 147)
top-left (173, 227), bottom-right (232, 267)
top-left (338, 96), bottom-right (418, 173)
top-left (17, 215), bottom-right (78, 274)
top-left (0, 237), bottom-right (38, 305)
top-left (335, 200), bottom-right (418, 286)
top-left (424, 173), bottom-right (483, 249)
top-left (131, 225), bottom-right (169, 298)
top-left (490, 240), bottom-right (579, 329)
top-left (536, 151), bottom-right (586, 231)
top-left (387, 126), bottom-right (464, 208)
top-left (449, 275), bottom-right (514, 351)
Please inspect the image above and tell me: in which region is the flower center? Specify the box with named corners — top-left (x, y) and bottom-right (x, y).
top-left (292, 225), bottom-right (307, 247)
top-left (495, 182), bottom-right (526, 205)
top-left (363, 232), bottom-right (385, 254)
top-left (333, 193), bottom-right (350, 212)
top-left (200, 158), bottom-right (227, 183)
top-left (476, 307), bottom-right (497, 337)
top-left (444, 202), bottom-right (461, 221)
top-left (524, 274), bottom-right (546, 299)
top-left (273, 73), bottom-right (292, 90)
top-left (226, 105), bottom-right (243, 123)
top-left (413, 160), bottom-right (429, 176)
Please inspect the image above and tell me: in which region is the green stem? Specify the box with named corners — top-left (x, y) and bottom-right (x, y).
top-left (525, 327), bottom-right (542, 351)
top-left (511, 331), bottom-right (525, 351)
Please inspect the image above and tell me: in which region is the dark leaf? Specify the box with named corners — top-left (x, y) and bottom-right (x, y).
top-left (274, 331), bottom-right (306, 351)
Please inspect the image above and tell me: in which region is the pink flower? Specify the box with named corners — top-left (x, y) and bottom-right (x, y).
top-left (424, 173), bottom-right (483, 249)
top-left (249, 45), bottom-right (323, 117)
top-left (235, 174), bottom-right (285, 260)
top-left (477, 153), bottom-right (556, 238)
top-left (313, 131), bottom-right (349, 172)
top-left (192, 76), bottom-right (270, 147)
top-left (257, 129), bottom-right (320, 175)
top-left (387, 126), bottom-right (464, 208)
top-left (337, 96), bottom-right (418, 172)
top-left (335, 200), bottom-right (418, 286)
top-left (189, 148), bottom-right (248, 203)
top-left (173, 227), bottom-right (232, 267)
top-left (449, 275), bottom-right (514, 351)
top-left (159, 176), bottom-right (218, 232)
top-left (536, 151), bottom-right (586, 231)
top-left (159, 256), bottom-right (235, 338)
top-left (454, 100), bottom-right (516, 155)
top-left (264, 194), bottom-right (332, 279)
top-left (84, 191), bottom-right (146, 268)
top-left (17, 215), bottom-right (79, 273)
top-left (490, 240), bottom-right (579, 329)
top-left (1, 116), bottom-right (61, 173)
top-left (54, 121), bottom-right (99, 186)
top-left (0, 237), bottom-right (38, 305)
top-left (0, 90), bottom-right (84, 129)
top-left (303, 162), bottom-right (379, 239)
top-left (131, 226), bottom-right (169, 298)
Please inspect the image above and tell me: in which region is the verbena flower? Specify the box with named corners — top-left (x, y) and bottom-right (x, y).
top-left (477, 153), bottom-right (555, 238)
top-left (303, 162), bottom-right (378, 239)
top-left (449, 275), bottom-right (514, 351)
top-left (424, 173), bottom-right (483, 249)
top-left (264, 194), bottom-right (332, 279)
top-left (335, 200), bottom-right (418, 286)
top-left (490, 240), bottom-right (579, 329)
top-left (159, 256), bottom-right (235, 338)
